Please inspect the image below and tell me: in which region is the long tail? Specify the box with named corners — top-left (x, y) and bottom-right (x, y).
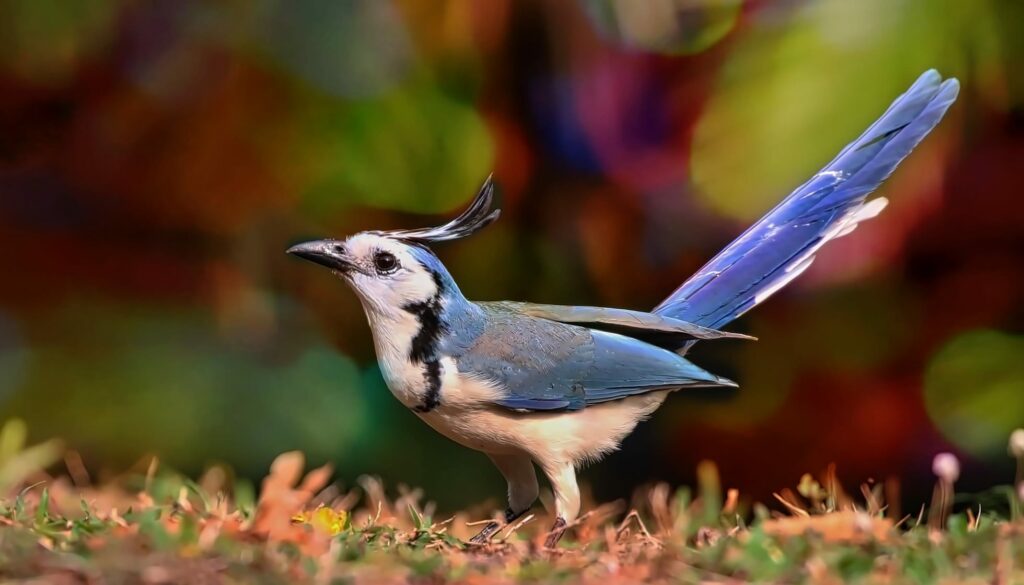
top-left (654, 69), bottom-right (959, 329)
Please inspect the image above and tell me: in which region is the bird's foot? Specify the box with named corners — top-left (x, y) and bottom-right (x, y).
top-left (468, 508), bottom-right (522, 545)
top-left (468, 521), bottom-right (502, 544)
top-left (543, 517), bottom-right (567, 549)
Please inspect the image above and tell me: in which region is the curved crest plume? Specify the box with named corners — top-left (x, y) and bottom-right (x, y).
top-left (385, 175), bottom-right (500, 244)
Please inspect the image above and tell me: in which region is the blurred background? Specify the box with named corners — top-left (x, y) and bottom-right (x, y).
top-left (1, 0), bottom-right (1022, 513)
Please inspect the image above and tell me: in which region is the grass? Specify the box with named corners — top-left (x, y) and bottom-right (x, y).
top-left (1, 420), bottom-right (1023, 584)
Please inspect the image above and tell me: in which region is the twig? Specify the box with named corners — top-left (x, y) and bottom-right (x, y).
top-left (500, 513), bottom-right (535, 541)
top-left (913, 504), bottom-right (925, 528)
top-left (616, 510), bottom-right (662, 548)
top-left (773, 493), bottom-right (810, 517)
top-left (892, 514), bottom-right (913, 529)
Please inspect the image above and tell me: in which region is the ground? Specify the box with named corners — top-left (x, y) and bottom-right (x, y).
top-left (1, 421), bottom-right (1022, 584)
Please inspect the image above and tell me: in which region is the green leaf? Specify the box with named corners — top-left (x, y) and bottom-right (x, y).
top-left (407, 504), bottom-right (428, 531)
top-left (35, 487), bottom-right (49, 524)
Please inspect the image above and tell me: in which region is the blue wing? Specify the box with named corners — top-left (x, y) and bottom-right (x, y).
top-left (457, 304), bottom-right (735, 412)
top-left (576, 329), bottom-right (736, 406)
top-left (491, 330), bottom-right (735, 411)
top-left (488, 301), bottom-right (753, 354)
top-left (654, 70), bottom-right (959, 329)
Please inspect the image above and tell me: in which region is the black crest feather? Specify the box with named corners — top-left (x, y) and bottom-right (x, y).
top-left (383, 175), bottom-right (500, 244)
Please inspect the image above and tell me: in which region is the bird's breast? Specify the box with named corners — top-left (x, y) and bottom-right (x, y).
top-left (377, 352), bottom-right (505, 411)
top-left (366, 313), bottom-right (431, 409)
top-left (377, 355), bottom-right (430, 409)
top-left (367, 308), bottom-right (504, 412)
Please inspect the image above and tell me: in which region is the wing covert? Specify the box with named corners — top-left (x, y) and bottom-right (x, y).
top-left (455, 304), bottom-right (735, 412)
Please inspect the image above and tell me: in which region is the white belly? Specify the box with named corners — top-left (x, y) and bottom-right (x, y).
top-left (417, 391), bottom-right (671, 468)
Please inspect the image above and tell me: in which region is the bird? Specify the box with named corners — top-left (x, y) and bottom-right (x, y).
top-left (287, 70), bottom-right (959, 547)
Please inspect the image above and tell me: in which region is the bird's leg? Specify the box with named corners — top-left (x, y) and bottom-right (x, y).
top-left (469, 453), bottom-right (538, 544)
top-left (540, 461), bottom-right (579, 548)
top-left (544, 516), bottom-right (568, 549)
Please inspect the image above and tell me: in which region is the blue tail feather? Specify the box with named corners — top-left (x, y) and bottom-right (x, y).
top-left (654, 70), bottom-right (959, 329)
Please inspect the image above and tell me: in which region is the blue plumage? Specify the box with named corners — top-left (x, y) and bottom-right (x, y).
top-left (654, 70), bottom-right (959, 329)
top-left (455, 301), bottom-right (734, 412)
top-left (287, 70), bottom-right (959, 546)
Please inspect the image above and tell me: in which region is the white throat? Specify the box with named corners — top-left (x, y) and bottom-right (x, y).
top-left (353, 288), bottom-right (441, 411)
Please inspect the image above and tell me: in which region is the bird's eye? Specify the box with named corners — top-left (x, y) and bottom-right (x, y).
top-left (373, 251), bottom-right (399, 275)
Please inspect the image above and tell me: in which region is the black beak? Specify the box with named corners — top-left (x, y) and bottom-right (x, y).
top-left (286, 239), bottom-right (355, 273)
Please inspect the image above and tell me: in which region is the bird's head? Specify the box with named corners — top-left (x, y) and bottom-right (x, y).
top-left (287, 176), bottom-right (498, 319)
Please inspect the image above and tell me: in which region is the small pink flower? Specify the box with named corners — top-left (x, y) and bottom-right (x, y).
top-left (932, 452), bottom-right (960, 483)
top-left (1009, 429), bottom-right (1024, 458)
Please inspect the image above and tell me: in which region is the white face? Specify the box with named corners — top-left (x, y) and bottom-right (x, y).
top-left (337, 233), bottom-right (441, 318)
